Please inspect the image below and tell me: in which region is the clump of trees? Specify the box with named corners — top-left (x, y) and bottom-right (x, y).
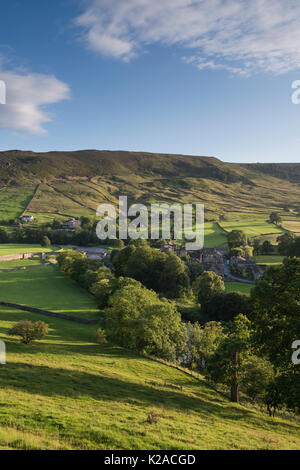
top-left (250, 258), bottom-right (300, 413)
top-left (8, 320), bottom-right (49, 344)
top-left (105, 281), bottom-right (187, 361)
top-left (111, 241), bottom-right (190, 298)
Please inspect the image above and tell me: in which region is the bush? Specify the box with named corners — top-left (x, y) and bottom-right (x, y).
top-left (95, 328), bottom-right (107, 344)
top-left (41, 235), bottom-right (51, 248)
top-left (8, 320), bottom-right (49, 344)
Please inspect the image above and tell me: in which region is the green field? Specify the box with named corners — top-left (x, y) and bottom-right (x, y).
top-left (282, 220), bottom-right (300, 233)
top-left (255, 255), bottom-right (284, 266)
top-left (0, 186), bottom-right (37, 221)
top-left (225, 282), bottom-right (253, 296)
top-left (0, 259), bottom-right (44, 269)
top-left (0, 244), bottom-right (60, 256)
top-left (204, 222), bottom-right (227, 248)
top-left (219, 214), bottom-right (285, 238)
top-left (0, 305), bottom-right (299, 450)
top-left (0, 265), bottom-right (99, 320)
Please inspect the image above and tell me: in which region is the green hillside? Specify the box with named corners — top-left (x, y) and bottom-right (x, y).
top-left (0, 265), bottom-right (99, 320)
top-left (0, 305), bottom-right (299, 450)
top-left (0, 151), bottom-right (300, 226)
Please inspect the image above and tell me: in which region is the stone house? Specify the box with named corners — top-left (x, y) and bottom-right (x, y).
top-left (200, 248), bottom-right (225, 277)
top-left (62, 219), bottom-right (81, 231)
top-left (230, 256), bottom-right (262, 281)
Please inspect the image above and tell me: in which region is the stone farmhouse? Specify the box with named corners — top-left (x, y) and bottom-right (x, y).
top-left (62, 219), bottom-right (81, 231)
top-left (200, 248), bottom-right (225, 277)
top-left (230, 255), bottom-right (262, 281)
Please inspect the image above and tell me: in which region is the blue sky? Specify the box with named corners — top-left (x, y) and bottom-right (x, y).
top-left (0, 0), bottom-right (300, 163)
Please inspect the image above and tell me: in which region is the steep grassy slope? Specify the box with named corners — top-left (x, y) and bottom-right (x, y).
top-left (0, 305), bottom-right (299, 450)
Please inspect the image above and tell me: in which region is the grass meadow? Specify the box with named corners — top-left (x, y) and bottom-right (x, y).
top-left (219, 214), bottom-right (285, 238)
top-left (0, 306), bottom-right (299, 450)
top-left (0, 244), bottom-right (60, 256)
top-left (0, 186), bottom-right (36, 221)
top-left (255, 255), bottom-right (284, 266)
top-left (0, 259), bottom-right (44, 269)
top-left (204, 222), bottom-right (227, 248)
top-left (0, 265), bottom-right (99, 320)
top-left (225, 282), bottom-right (253, 296)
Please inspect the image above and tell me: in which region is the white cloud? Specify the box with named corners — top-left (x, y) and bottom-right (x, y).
top-left (0, 69), bottom-right (70, 134)
top-left (75, 0), bottom-right (300, 74)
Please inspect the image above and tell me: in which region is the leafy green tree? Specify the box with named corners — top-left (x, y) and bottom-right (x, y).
top-left (105, 283), bottom-right (187, 361)
top-left (95, 328), bottom-right (107, 344)
top-left (159, 252), bottom-right (190, 298)
top-left (112, 244), bottom-right (137, 276)
top-left (206, 314), bottom-right (252, 402)
top-left (0, 227), bottom-right (9, 243)
top-left (8, 320), bottom-right (49, 344)
top-left (41, 235), bottom-right (51, 248)
top-left (287, 236), bottom-right (300, 257)
top-left (266, 372), bottom-right (300, 415)
top-left (52, 218), bottom-right (62, 229)
top-left (250, 258), bottom-right (300, 370)
top-left (194, 271), bottom-right (225, 307)
top-left (187, 260), bottom-right (203, 283)
top-left (227, 230), bottom-right (247, 249)
top-left (277, 232), bottom-right (296, 255)
top-left (269, 212), bottom-right (282, 225)
top-left (203, 292), bottom-right (250, 323)
top-left (252, 238), bottom-right (261, 255)
top-left (113, 244), bottom-right (189, 298)
top-left (241, 356), bottom-right (274, 401)
top-left (183, 321), bottom-right (225, 369)
top-left (261, 240), bottom-right (274, 254)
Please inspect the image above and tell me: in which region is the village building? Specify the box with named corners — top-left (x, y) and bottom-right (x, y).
top-left (20, 215), bottom-right (34, 223)
top-left (200, 248), bottom-right (225, 277)
top-left (62, 219), bottom-right (81, 231)
top-left (230, 255), bottom-right (262, 281)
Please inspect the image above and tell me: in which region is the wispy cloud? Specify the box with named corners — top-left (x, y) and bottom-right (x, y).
top-left (0, 69), bottom-right (70, 134)
top-left (75, 0), bottom-right (300, 74)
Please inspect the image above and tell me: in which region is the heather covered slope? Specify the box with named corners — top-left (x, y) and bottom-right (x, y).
top-left (0, 150), bottom-right (300, 225)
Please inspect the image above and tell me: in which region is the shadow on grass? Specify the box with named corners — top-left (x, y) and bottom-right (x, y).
top-left (0, 359), bottom-right (297, 435)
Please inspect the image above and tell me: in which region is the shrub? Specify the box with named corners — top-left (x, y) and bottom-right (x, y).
top-left (41, 235), bottom-right (51, 248)
top-left (147, 411), bottom-right (159, 424)
top-left (8, 320), bottom-right (49, 344)
top-left (95, 328), bottom-right (107, 344)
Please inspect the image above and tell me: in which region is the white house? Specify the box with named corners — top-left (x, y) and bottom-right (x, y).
top-left (20, 215), bottom-right (34, 223)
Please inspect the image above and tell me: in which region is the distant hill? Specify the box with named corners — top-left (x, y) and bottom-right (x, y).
top-left (0, 150), bottom-right (300, 223)
top-left (242, 162), bottom-right (300, 184)
top-left (0, 150), bottom-right (248, 184)
top-left (0, 149), bottom-right (299, 184)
